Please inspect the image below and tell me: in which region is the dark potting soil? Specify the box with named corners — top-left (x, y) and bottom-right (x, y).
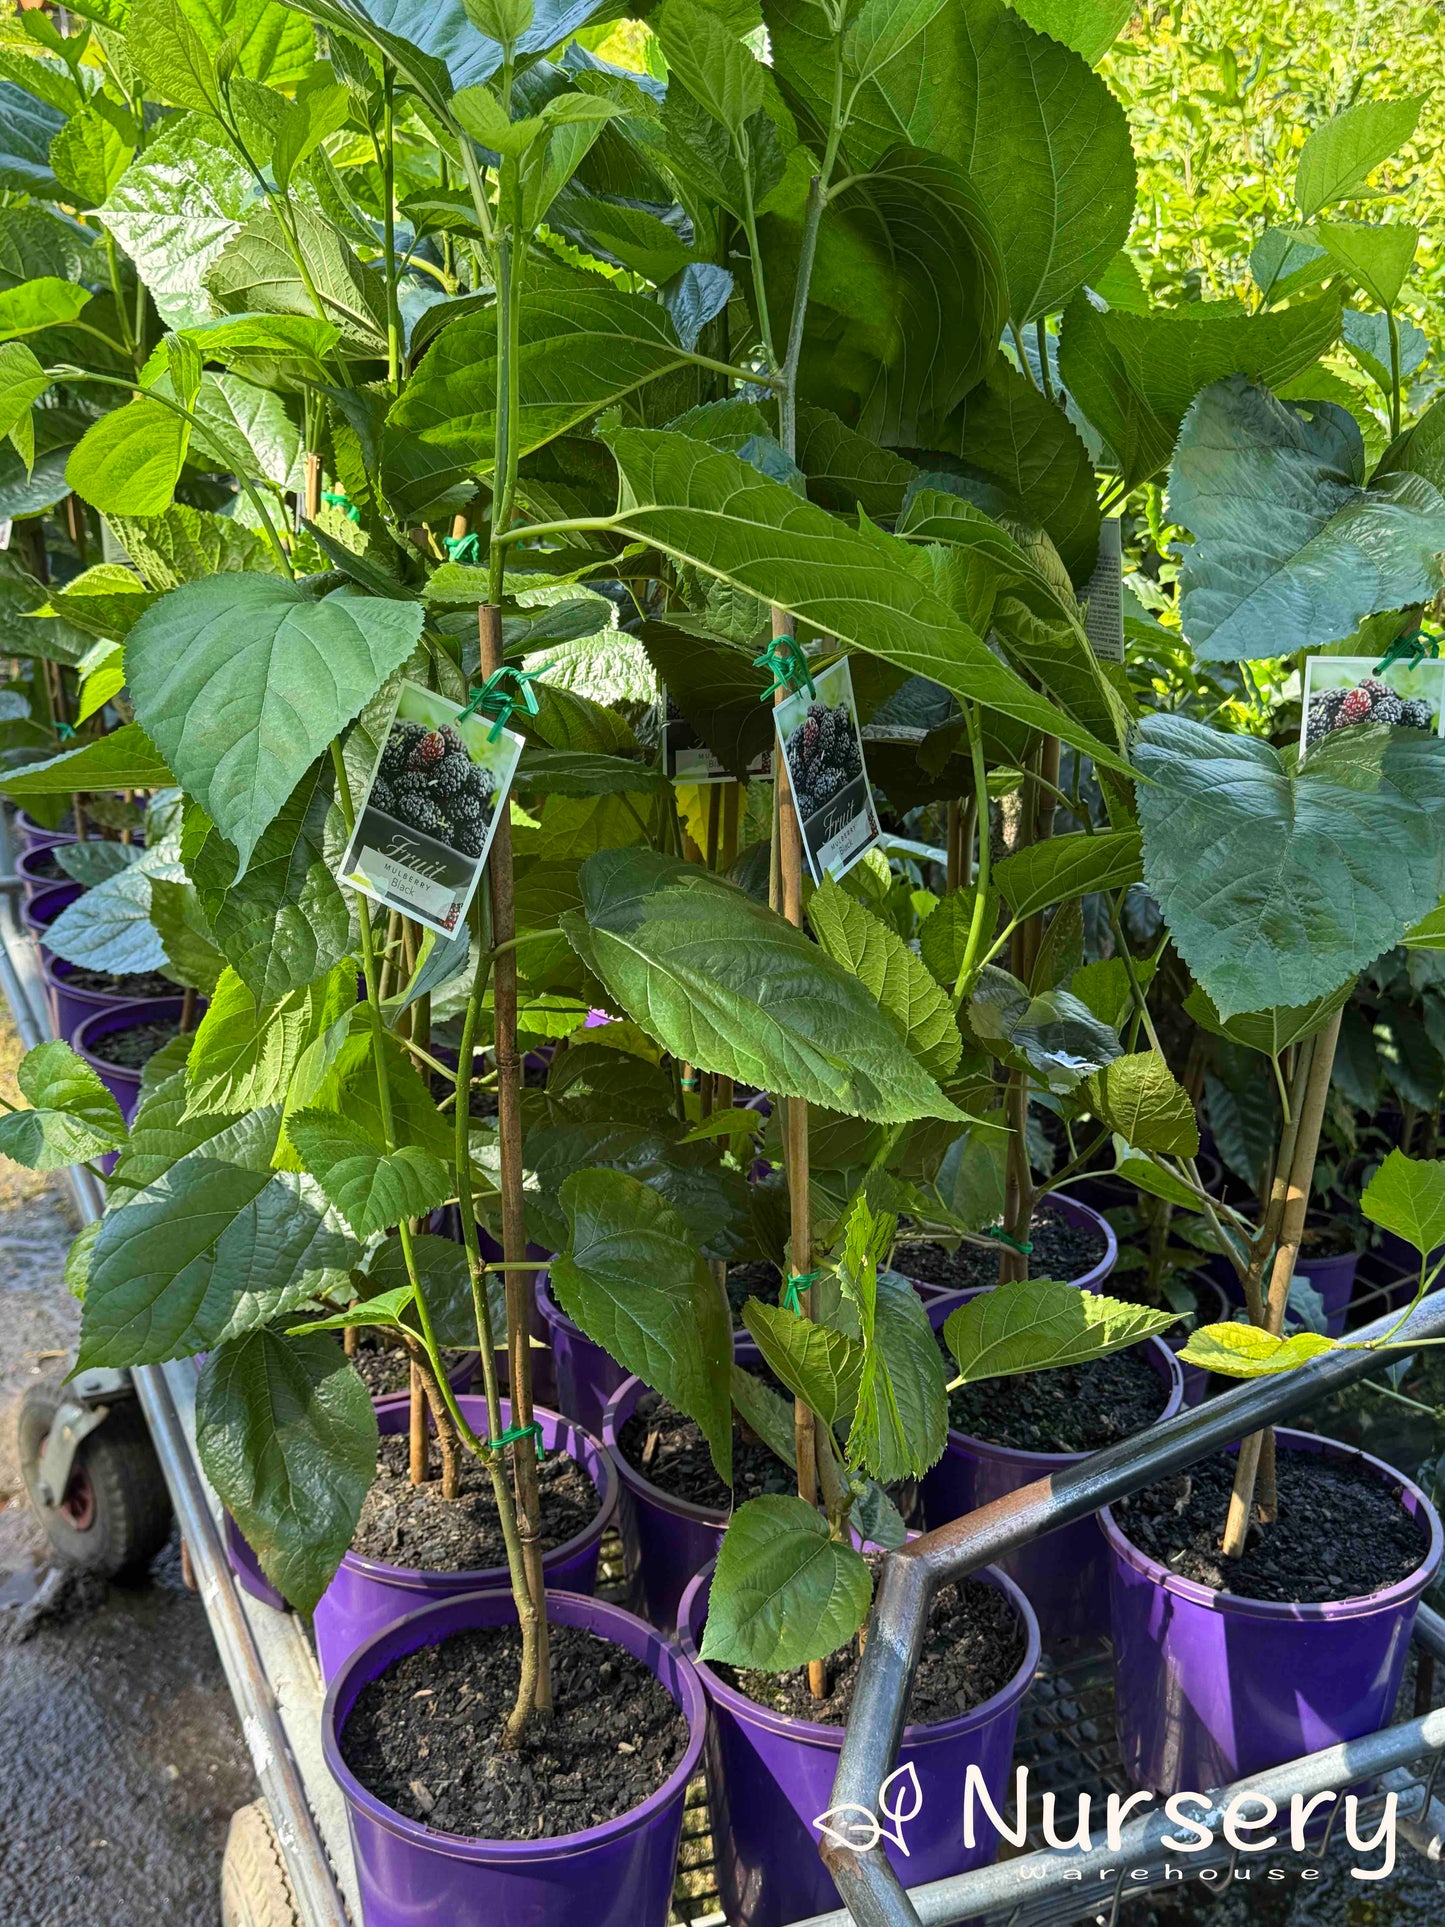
top-left (92, 1017), bottom-right (183, 1070)
top-left (62, 964), bottom-right (176, 998)
top-left (896, 1202), bottom-right (1105, 1292)
top-left (944, 1343), bottom-right (1167, 1454)
top-left (618, 1388), bottom-right (795, 1512)
top-left (24, 850), bottom-right (64, 880)
top-left (726, 1259), bottom-right (780, 1325)
top-left (716, 1573), bottom-right (1027, 1727)
top-left (340, 1619), bottom-right (690, 1839)
top-left (348, 1335), bottom-right (472, 1400)
top-left (349, 1434), bottom-right (599, 1571)
top-left (1112, 1449), bottom-right (1429, 1602)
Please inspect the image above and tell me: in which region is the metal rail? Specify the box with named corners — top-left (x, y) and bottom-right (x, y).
top-left (821, 1288), bottom-right (1445, 1926)
top-left (0, 811), bottom-right (353, 1927)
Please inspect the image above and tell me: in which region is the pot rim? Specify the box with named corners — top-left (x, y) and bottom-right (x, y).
top-left (73, 998), bottom-right (189, 1077)
top-left (42, 952), bottom-right (171, 1005)
top-left (21, 879), bottom-right (83, 930)
top-left (338, 1394), bottom-right (617, 1590)
top-left (929, 1287), bottom-right (1186, 1470)
top-left (1099, 1427), bottom-right (1445, 1621)
top-left (895, 1191), bottom-right (1118, 1297)
top-left (603, 1372), bottom-right (731, 1528)
top-left (321, 1586), bottom-right (708, 1862)
top-left (675, 1557), bottom-right (1041, 1749)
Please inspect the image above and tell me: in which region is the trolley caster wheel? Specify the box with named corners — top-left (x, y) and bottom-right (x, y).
top-left (18, 1381), bottom-right (172, 1577)
top-left (222, 1800), bottom-right (302, 1927)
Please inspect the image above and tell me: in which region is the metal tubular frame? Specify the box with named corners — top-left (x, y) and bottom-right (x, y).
top-left (820, 1290), bottom-right (1445, 1926)
top-left (0, 813), bottom-right (352, 1927)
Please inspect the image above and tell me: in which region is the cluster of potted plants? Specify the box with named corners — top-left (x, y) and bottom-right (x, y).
top-left (1, 0), bottom-right (1445, 1921)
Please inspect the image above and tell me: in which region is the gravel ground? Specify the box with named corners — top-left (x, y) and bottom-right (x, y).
top-left (0, 1005), bottom-right (255, 1927)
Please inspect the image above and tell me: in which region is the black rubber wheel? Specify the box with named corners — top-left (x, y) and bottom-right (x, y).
top-left (221, 1801), bottom-right (302, 1927)
top-left (18, 1382), bottom-right (173, 1577)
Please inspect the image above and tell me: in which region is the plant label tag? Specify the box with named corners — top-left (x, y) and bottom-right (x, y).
top-left (662, 690), bottom-right (771, 784)
top-left (1082, 516), bottom-right (1124, 663)
top-left (337, 679), bottom-right (523, 939)
top-left (1299, 653), bottom-right (1445, 763)
top-left (772, 655), bottom-right (881, 884)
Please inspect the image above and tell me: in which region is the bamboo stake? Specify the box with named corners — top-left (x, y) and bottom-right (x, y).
top-left (1222, 1012), bottom-right (1342, 1555)
top-left (479, 600), bottom-right (550, 1713)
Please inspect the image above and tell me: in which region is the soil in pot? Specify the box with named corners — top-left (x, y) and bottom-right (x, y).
top-left (347, 1333), bottom-right (469, 1400)
top-left (714, 1569), bottom-right (1026, 1726)
top-left (23, 848), bottom-right (66, 882)
top-left (350, 1434), bottom-right (598, 1570)
top-left (339, 1619), bottom-right (690, 1838)
top-left (618, 1387), bottom-right (796, 1511)
top-left (726, 1259), bottom-right (779, 1324)
top-left (1297, 1213), bottom-right (1361, 1261)
top-left (898, 1202), bottom-right (1105, 1291)
top-left (943, 1343), bottom-right (1168, 1454)
top-left (1112, 1449), bottom-right (1429, 1601)
top-left (93, 1016), bottom-right (184, 1069)
top-left (62, 964), bottom-right (177, 998)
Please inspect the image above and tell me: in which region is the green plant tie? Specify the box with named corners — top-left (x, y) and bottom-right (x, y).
top-left (54, 721), bottom-right (75, 741)
top-left (782, 1269), bottom-right (823, 1313)
top-left (443, 531), bottom-right (483, 564)
top-left (1374, 627), bottom-right (1439, 676)
top-left (753, 632), bottom-right (816, 703)
top-left (458, 664), bottom-right (544, 742)
top-left (485, 1419), bottom-right (545, 1459)
top-left (320, 489), bottom-right (361, 525)
top-left (985, 1225), bottom-right (1033, 1255)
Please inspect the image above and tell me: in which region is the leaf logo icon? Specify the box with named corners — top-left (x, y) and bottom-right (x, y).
top-left (811, 1803), bottom-right (881, 1853)
top-left (812, 1765), bottom-right (923, 1857)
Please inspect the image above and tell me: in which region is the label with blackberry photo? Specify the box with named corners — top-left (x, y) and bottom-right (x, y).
top-left (1299, 654), bottom-right (1445, 763)
top-left (773, 656), bottom-right (881, 884)
top-left (337, 680), bottom-right (524, 938)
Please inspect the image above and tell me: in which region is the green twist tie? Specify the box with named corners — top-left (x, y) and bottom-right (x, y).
top-left (443, 531), bottom-right (483, 564)
top-left (985, 1225), bottom-right (1033, 1255)
top-left (782, 1269), bottom-right (823, 1313)
top-left (486, 1420), bottom-right (545, 1459)
top-left (458, 664), bottom-right (544, 742)
top-left (1374, 627), bottom-right (1439, 677)
top-left (753, 633), bottom-right (816, 704)
top-left (54, 721), bottom-right (75, 741)
top-left (321, 489), bottom-right (361, 525)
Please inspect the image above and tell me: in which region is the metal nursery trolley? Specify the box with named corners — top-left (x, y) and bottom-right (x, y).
top-left (7, 801), bottom-right (1445, 1927)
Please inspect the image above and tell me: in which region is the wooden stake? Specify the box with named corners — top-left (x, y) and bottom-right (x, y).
top-left (408, 1360), bottom-right (428, 1485)
top-left (304, 452), bottom-right (322, 523)
top-left (1222, 1012), bottom-right (1342, 1555)
top-left (479, 601), bottom-right (551, 1713)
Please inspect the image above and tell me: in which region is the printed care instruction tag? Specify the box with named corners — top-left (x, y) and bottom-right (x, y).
top-left (337, 679), bottom-right (523, 938)
top-left (772, 656), bottom-right (881, 884)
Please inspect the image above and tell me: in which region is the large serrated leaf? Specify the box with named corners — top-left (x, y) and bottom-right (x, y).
top-left (562, 848), bottom-right (964, 1124)
top-left (1084, 1050), bottom-right (1199, 1158)
top-left (699, 1493), bottom-right (872, 1668)
top-left (994, 828), bottom-right (1141, 922)
top-left (808, 875), bottom-right (961, 1083)
top-left (1136, 713), bottom-right (1445, 1018)
top-left (287, 1111), bottom-right (453, 1239)
top-left (1361, 1148), bottom-right (1445, 1260)
top-left (195, 1329), bottom-right (376, 1613)
top-left (740, 1297), bottom-right (864, 1427)
top-left (0, 1039), bottom-right (128, 1169)
top-left (552, 1166), bottom-right (732, 1484)
top-left (944, 1278), bottom-right (1177, 1385)
top-left (126, 576), bottom-right (424, 869)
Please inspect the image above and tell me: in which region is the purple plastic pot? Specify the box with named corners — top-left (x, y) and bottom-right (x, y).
top-left (324, 1588), bottom-right (706, 1927)
top-left (43, 955), bottom-right (170, 1048)
top-left (604, 1374), bottom-right (727, 1634)
top-left (677, 1560), bottom-right (1039, 1927)
top-left (21, 880), bottom-right (82, 971)
top-left (921, 1289), bottom-right (1184, 1647)
top-left (312, 1395), bottom-right (617, 1683)
top-left (74, 997), bottom-right (190, 1124)
top-left (224, 1354), bottom-right (484, 1613)
top-left (1207, 1244), bottom-right (1362, 1339)
top-left (1103, 1429), bottom-right (1443, 1792)
top-left (897, 1193), bottom-right (1118, 1299)
top-left (1170, 1274), bottom-right (1231, 1409)
top-left (14, 808), bottom-right (75, 855)
top-left (17, 841), bottom-right (73, 902)
top-left (537, 1273), bottom-right (629, 1436)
